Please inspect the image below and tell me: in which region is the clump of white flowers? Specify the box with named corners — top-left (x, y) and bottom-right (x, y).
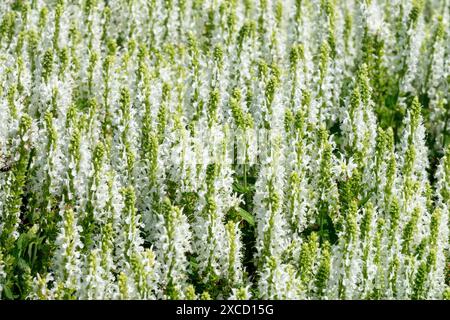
top-left (0, 0), bottom-right (449, 300)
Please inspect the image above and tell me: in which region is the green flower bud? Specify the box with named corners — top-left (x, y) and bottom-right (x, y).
top-left (315, 241), bottom-right (331, 298)
top-left (402, 208), bottom-right (420, 254)
top-left (42, 49), bottom-right (53, 83)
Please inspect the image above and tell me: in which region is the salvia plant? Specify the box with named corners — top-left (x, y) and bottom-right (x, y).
top-left (0, 0), bottom-right (449, 300)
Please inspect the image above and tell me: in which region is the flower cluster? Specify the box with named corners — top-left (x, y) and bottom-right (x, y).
top-left (0, 0), bottom-right (449, 300)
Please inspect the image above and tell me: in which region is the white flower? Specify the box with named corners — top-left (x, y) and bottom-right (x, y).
top-left (333, 154), bottom-right (357, 179)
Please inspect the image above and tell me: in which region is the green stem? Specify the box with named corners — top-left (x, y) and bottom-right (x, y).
top-left (442, 103), bottom-right (449, 150)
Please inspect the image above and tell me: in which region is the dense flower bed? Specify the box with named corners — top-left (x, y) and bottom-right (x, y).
top-left (0, 0), bottom-right (449, 299)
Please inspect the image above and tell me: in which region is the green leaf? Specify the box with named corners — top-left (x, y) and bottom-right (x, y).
top-left (233, 181), bottom-right (255, 194)
top-left (232, 182), bottom-right (246, 193)
top-left (28, 241), bottom-right (36, 263)
top-left (236, 207), bottom-right (255, 227)
top-left (17, 257), bottom-right (30, 272)
top-left (3, 284), bottom-right (13, 299)
top-left (16, 233), bottom-right (27, 256)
